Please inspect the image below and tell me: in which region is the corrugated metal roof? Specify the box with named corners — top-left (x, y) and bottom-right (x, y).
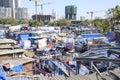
top-left (7, 72), bottom-right (120, 80)
top-left (0, 57), bottom-right (35, 66)
top-left (6, 73), bottom-right (91, 80)
top-left (0, 39), bottom-right (17, 44)
top-left (0, 45), bottom-right (20, 49)
top-left (0, 49), bottom-right (26, 55)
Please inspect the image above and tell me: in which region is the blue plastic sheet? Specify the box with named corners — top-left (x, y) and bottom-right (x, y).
top-left (107, 32), bottom-right (116, 42)
top-left (7, 76), bottom-right (32, 80)
top-left (107, 32), bottom-right (113, 37)
top-left (82, 33), bottom-right (104, 38)
top-left (10, 64), bottom-right (23, 72)
top-left (0, 67), bottom-right (6, 80)
top-left (17, 33), bottom-right (29, 43)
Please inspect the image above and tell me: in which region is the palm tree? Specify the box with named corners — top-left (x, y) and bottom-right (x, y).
top-left (93, 18), bottom-right (111, 34)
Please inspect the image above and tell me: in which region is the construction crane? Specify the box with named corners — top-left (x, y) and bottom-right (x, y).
top-left (29, 0), bottom-right (54, 15)
top-left (37, 2), bottom-right (53, 15)
top-left (86, 10), bottom-right (106, 26)
top-left (86, 10), bottom-right (106, 20)
top-left (29, 0), bottom-right (39, 15)
top-left (29, 0), bottom-right (39, 29)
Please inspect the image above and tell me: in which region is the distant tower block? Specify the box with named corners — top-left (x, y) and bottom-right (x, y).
top-left (51, 9), bottom-right (56, 20)
top-left (65, 5), bottom-right (77, 20)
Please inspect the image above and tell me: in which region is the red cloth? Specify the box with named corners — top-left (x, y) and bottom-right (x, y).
top-left (66, 61), bottom-right (69, 65)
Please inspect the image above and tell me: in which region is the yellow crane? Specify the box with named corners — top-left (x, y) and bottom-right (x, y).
top-left (29, 0), bottom-right (39, 15)
top-left (86, 10), bottom-right (106, 26)
top-left (86, 10), bottom-right (106, 20)
top-left (38, 2), bottom-right (53, 15)
top-left (29, 0), bottom-right (54, 15)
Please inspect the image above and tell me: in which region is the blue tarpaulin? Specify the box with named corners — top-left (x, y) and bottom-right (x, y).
top-left (107, 32), bottom-right (116, 42)
top-left (28, 38), bottom-right (38, 44)
top-left (10, 64), bottom-right (23, 72)
top-left (17, 33), bottom-right (29, 43)
top-left (0, 64), bottom-right (23, 80)
top-left (0, 67), bottom-right (6, 80)
top-left (82, 33), bottom-right (104, 39)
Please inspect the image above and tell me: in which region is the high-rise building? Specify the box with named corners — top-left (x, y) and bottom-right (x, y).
top-left (16, 8), bottom-right (28, 20)
top-left (32, 14), bottom-right (52, 22)
top-left (0, 7), bottom-right (12, 18)
top-left (15, 0), bottom-right (21, 8)
top-left (0, 0), bottom-right (10, 7)
top-left (0, 0), bottom-right (15, 18)
top-left (0, 0), bottom-right (21, 8)
top-left (65, 5), bottom-right (77, 20)
top-left (0, 0), bottom-right (27, 20)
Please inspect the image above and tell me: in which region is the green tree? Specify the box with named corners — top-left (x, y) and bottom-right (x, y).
top-left (18, 19), bottom-right (28, 24)
top-left (57, 19), bottom-right (70, 26)
top-left (0, 18), bottom-right (4, 24)
top-left (107, 5), bottom-right (120, 25)
top-left (44, 21), bottom-right (50, 25)
top-left (29, 20), bottom-right (36, 26)
top-left (29, 20), bottom-right (44, 27)
top-left (38, 21), bottom-right (44, 26)
top-left (0, 18), bottom-right (17, 25)
top-left (113, 5), bottom-right (120, 24)
top-left (80, 19), bottom-right (91, 26)
top-left (49, 21), bottom-right (57, 26)
top-left (93, 18), bottom-right (111, 34)
top-left (6, 17), bottom-right (17, 25)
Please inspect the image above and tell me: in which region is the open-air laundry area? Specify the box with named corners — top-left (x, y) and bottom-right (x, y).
top-left (0, 25), bottom-right (120, 80)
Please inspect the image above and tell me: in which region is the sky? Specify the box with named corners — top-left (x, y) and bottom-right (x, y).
top-left (21, 0), bottom-right (120, 20)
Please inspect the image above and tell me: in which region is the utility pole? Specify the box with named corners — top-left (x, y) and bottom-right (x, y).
top-left (29, 0), bottom-right (38, 29)
top-left (86, 11), bottom-right (93, 26)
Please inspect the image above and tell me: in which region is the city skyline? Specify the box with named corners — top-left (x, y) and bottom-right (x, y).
top-left (0, 0), bottom-right (28, 19)
top-left (21, 0), bottom-right (120, 20)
